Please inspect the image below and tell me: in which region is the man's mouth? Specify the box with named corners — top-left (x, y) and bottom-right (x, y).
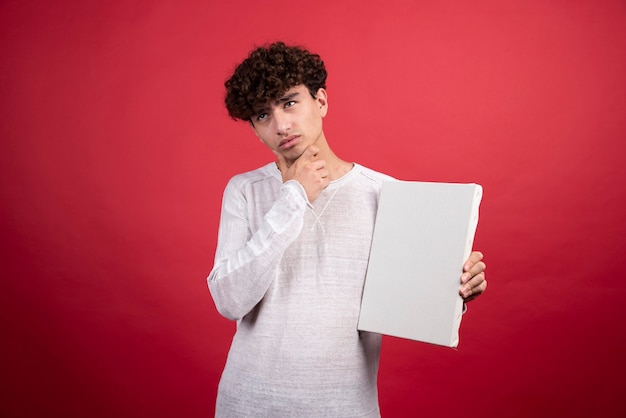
top-left (279, 135), bottom-right (299, 149)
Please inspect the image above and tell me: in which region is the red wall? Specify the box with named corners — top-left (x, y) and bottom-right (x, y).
top-left (1, 1), bottom-right (625, 416)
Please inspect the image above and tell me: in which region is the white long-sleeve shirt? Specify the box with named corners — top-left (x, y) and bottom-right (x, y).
top-left (208, 162), bottom-right (394, 417)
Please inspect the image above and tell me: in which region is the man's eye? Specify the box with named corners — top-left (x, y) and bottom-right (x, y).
top-left (256, 113), bottom-right (268, 121)
top-left (285, 101), bottom-right (296, 108)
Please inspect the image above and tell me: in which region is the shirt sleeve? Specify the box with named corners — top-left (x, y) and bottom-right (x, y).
top-left (207, 179), bottom-right (308, 320)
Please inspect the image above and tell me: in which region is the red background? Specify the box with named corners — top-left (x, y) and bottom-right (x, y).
top-left (1, 0), bottom-right (625, 417)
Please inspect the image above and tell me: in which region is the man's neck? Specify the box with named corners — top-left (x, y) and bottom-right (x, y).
top-left (326, 155), bottom-right (354, 181)
top-left (310, 135), bottom-right (353, 181)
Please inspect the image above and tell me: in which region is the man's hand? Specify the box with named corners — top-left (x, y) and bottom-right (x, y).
top-left (460, 251), bottom-right (487, 302)
top-left (275, 146), bottom-right (329, 203)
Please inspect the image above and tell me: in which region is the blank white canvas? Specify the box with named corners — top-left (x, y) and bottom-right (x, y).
top-left (357, 181), bottom-right (482, 348)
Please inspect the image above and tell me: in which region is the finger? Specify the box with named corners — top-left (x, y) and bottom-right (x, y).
top-left (461, 261), bottom-right (486, 284)
top-left (463, 251), bottom-right (483, 272)
top-left (467, 271), bottom-right (486, 289)
top-left (468, 277), bottom-right (487, 301)
top-left (466, 260), bottom-right (486, 279)
top-left (460, 273), bottom-right (487, 300)
top-left (308, 159), bottom-right (327, 171)
top-left (461, 252), bottom-right (485, 283)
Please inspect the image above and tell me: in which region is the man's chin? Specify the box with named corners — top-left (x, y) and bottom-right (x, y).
top-left (282, 149), bottom-right (305, 166)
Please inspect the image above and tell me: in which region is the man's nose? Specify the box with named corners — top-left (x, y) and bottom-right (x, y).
top-left (273, 109), bottom-right (291, 135)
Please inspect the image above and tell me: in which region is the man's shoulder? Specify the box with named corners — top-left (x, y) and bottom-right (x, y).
top-left (353, 163), bottom-right (397, 185)
top-left (227, 162), bottom-right (280, 189)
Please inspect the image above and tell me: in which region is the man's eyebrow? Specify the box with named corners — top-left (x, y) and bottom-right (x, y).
top-left (254, 91), bottom-right (301, 115)
top-left (273, 91), bottom-right (300, 106)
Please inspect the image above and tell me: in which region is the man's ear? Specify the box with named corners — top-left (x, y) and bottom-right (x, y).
top-left (315, 88), bottom-right (329, 117)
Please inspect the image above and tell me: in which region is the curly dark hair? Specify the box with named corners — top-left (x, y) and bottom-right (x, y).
top-left (224, 42), bottom-right (327, 121)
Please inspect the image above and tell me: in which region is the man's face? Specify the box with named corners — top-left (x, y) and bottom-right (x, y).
top-left (250, 84), bottom-right (328, 164)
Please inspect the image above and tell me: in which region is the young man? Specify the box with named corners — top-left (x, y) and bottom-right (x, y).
top-left (207, 42), bottom-right (487, 417)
